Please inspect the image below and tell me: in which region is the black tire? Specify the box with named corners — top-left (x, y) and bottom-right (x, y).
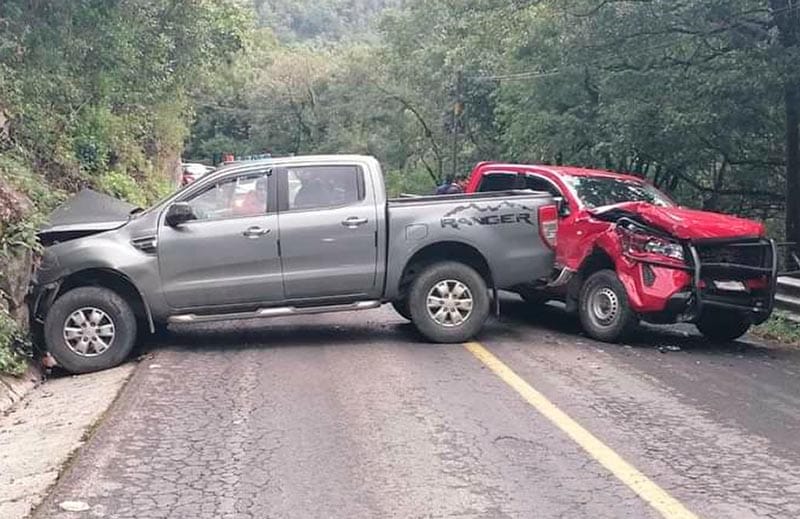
top-left (578, 269), bottom-right (638, 343)
top-left (44, 287), bottom-right (137, 374)
top-left (391, 299), bottom-right (412, 321)
top-left (408, 261), bottom-right (490, 343)
top-left (696, 309), bottom-right (751, 343)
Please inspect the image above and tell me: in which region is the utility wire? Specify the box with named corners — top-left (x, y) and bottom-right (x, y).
top-left (471, 70), bottom-right (562, 82)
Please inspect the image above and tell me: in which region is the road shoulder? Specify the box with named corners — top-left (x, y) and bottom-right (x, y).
top-left (0, 363), bottom-right (135, 519)
top-left (1, 365), bottom-right (42, 416)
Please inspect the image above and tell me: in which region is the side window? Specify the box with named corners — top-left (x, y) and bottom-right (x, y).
top-left (188, 173), bottom-right (268, 221)
top-left (287, 165), bottom-right (364, 211)
top-left (524, 175), bottom-right (563, 198)
top-left (477, 172), bottom-right (523, 192)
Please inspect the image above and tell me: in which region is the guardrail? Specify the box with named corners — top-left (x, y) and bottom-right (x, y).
top-left (776, 277), bottom-right (800, 322)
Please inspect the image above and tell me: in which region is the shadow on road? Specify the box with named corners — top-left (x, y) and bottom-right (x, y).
top-left (137, 316), bottom-right (423, 355)
top-left (132, 296), bottom-right (796, 362)
top-left (496, 296), bottom-right (789, 359)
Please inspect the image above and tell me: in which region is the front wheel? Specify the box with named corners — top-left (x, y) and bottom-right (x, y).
top-left (578, 270), bottom-right (638, 343)
top-left (44, 287), bottom-right (137, 374)
top-left (408, 262), bottom-right (490, 343)
top-left (696, 310), bottom-right (751, 343)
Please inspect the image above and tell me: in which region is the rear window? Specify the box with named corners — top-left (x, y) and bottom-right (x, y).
top-left (286, 165), bottom-right (365, 210)
top-left (478, 173), bottom-right (523, 192)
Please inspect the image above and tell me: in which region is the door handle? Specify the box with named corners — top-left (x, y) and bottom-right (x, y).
top-left (342, 217), bottom-right (368, 228)
top-left (243, 226), bottom-right (270, 238)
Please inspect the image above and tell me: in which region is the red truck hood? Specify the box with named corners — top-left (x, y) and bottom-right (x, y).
top-left (591, 202), bottom-right (765, 241)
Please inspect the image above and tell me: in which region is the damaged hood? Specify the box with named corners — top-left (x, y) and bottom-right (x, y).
top-left (39, 189), bottom-right (138, 243)
top-left (591, 202), bottom-right (765, 241)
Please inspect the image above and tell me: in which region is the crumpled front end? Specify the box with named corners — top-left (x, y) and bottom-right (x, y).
top-left (611, 216), bottom-right (777, 323)
top-left (38, 189), bottom-right (137, 246)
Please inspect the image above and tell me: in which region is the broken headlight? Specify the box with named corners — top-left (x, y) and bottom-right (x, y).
top-left (619, 225), bottom-right (685, 265)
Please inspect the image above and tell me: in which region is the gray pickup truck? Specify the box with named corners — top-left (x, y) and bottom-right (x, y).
top-left (31, 155), bottom-right (556, 373)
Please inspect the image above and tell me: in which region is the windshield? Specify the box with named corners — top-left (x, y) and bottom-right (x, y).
top-left (565, 176), bottom-right (674, 209)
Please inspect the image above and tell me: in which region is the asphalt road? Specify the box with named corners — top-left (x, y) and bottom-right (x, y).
top-left (35, 297), bottom-right (800, 519)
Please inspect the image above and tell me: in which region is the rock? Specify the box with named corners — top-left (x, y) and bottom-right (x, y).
top-left (0, 108), bottom-right (9, 141)
top-left (59, 500), bottom-right (91, 512)
top-left (0, 245), bottom-right (34, 323)
top-left (42, 353), bottom-right (57, 368)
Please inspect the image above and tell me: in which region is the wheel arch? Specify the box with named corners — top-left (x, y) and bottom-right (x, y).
top-left (397, 241), bottom-right (493, 298)
top-left (578, 247), bottom-right (616, 277)
top-left (565, 247), bottom-right (617, 311)
top-left (49, 268), bottom-right (155, 333)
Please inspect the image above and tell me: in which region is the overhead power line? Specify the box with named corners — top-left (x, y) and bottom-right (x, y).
top-left (471, 70), bottom-right (561, 82)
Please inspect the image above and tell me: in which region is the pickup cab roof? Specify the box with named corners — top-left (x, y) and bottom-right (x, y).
top-left (472, 162), bottom-right (644, 183)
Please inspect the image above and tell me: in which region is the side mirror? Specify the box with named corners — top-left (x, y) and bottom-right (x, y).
top-left (165, 202), bottom-right (196, 227)
top-left (554, 197), bottom-right (571, 217)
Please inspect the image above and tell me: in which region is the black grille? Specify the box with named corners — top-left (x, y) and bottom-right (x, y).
top-left (696, 242), bottom-right (769, 269)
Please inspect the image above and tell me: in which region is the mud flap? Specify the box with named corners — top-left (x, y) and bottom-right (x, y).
top-left (493, 287), bottom-right (501, 317)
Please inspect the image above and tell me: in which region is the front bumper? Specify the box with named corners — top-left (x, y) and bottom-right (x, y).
top-left (686, 238), bottom-right (777, 324)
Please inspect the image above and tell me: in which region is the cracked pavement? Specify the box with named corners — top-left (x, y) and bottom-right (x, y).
top-left (33, 297), bottom-right (800, 518)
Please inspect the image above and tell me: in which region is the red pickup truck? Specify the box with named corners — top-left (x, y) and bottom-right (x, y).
top-left (465, 163), bottom-right (778, 343)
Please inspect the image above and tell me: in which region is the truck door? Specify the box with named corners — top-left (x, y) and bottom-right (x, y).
top-left (277, 164), bottom-right (379, 299)
top-left (158, 170), bottom-right (283, 309)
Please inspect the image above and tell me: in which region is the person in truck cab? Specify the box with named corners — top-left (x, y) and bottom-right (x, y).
top-left (234, 176), bottom-right (269, 216)
top-left (435, 176), bottom-right (468, 195)
top-left (293, 168), bottom-right (332, 208)
top-left (466, 163), bottom-right (778, 344)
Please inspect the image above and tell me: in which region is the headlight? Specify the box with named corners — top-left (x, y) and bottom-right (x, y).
top-left (642, 237), bottom-right (684, 261)
top-left (619, 225), bottom-right (685, 264)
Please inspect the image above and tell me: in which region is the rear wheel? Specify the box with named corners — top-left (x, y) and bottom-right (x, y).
top-left (696, 309), bottom-right (751, 343)
top-left (408, 262), bottom-right (490, 343)
top-left (44, 287), bottom-right (137, 374)
top-left (579, 270), bottom-right (638, 342)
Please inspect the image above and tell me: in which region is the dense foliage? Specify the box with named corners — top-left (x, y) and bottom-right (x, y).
top-left (0, 0), bottom-right (248, 196)
top-left (252, 0), bottom-right (400, 42)
top-left (189, 0), bottom-right (800, 232)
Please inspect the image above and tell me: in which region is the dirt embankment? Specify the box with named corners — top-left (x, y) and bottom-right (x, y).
top-left (0, 178), bottom-right (41, 411)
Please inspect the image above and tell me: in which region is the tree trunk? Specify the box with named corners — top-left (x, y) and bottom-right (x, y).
top-left (770, 0), bottom-right (800, 243)
top-left (767, 0), bottom-right (800, 243)
top-left (786, 84), bottom-right (800, 245)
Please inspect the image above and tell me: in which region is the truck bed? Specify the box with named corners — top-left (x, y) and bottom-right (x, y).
top-left (383, 190), bottom-right (556, 299)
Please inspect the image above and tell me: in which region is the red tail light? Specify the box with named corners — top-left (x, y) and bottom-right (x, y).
top-left (538, 205), bottom-right (558, 250)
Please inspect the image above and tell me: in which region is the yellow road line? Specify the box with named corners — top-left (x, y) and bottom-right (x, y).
top-left (464, 341), bottom-right (699, 519)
